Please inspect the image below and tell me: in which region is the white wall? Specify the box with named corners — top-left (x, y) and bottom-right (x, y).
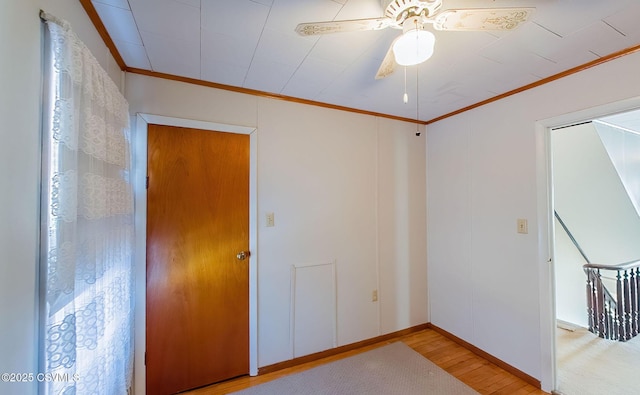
top-left (597, 121), bottom-right (640, 216)
top-left (427, 50), bottom-right (640, 390)
top-left (553, 123), bottom-right (640, 264)
top-left (0, 1), bottom-right (121, 394)
top-left (378, 119), bottom-right (428, 335)
top-left (553, 218), bottom-right (588, 328)
top-left (0, 3), bottom-right (41, 395)
top-left (125, 73), bottom-right (428, 372)
top-left (0, 0), bottom-right (426, 387)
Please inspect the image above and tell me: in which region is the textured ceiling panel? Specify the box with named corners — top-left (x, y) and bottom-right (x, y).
top-left (331, 0), bottom-right (385, 20)
top-left (200, 56), bottom-right (248, 87)
top-left (141, 30), bottom-right (201, 78)
top-left (243, 58), bottom-right (298, 93)
top-left (174, 0), bottom-right (201, 7)
top-left (281, 58), bottom-right (344, 97)
top-left (113, 40), bottom-right (150, 69)
top-left (90, 0), bottom-right (640, 121)
top-left (93, 0), bottom-right (130, 9)
top-left (604, 3), bottom-right (640, 43)
top-left (563, 21), bottom-right (628, 58)
top-left (92, 2), bottom-right (141, 45)
top-left (266, 0), bottom-right (345, 36)
top-left (200, 30), bottom-right (255, 71)
top-left (129, 0), bottom-right (200, 42)
top-left (600, 110), bottom-right (640, 133)
top-left (201, 0), bottom-right (269, 36)
top-left (253, 28), bottom-right (317, 72)
top-left (531, 0), bottom-right (635, 37)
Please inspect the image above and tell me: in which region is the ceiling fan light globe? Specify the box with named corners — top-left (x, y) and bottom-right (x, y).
top-left (393, 29), bottom-right (435, 66)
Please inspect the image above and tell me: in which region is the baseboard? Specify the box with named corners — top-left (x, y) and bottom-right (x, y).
top-left (428, 324), bottom-right (541, 389)
top-left (556, 319), bottom-right (583, 332)
top-left (258, 323), bottom-right (430, 375)
top-left (258, 322), bottom-right (542, 390)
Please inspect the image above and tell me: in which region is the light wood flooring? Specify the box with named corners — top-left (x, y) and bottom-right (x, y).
top-left (185, 328), bottom-right (548, 395)
top-left (556, 325), bottom-right (640, 395)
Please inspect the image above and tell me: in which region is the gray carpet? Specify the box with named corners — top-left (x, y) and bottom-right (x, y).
top-left (230, 342), bottom-right (479, 394)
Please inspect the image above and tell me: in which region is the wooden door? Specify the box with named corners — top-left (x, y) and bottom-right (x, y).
top-left (146, 124), bottom-right (250, 394)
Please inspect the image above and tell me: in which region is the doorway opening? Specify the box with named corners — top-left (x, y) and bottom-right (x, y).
top-left (540, 104), bottom-right (640, 394)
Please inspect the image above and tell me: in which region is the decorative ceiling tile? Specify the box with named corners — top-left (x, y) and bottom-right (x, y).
top-left (603, 3), bottom-right (640, 42)
top-left (92, 0), bottom-right (130, 10)
top-left (114, 40), bottom-right (150, 69)
top-left (508, 22), bottom-right (564, 63)
top-left (201, 56), bottom-right (248, 87)
top-left (253, 28), bottom-right (317, 67)
top-left (563, 21), bottom-right (630, 58)
top-left (266, 0), bottom-right (343, 35)
top-left (531, 0), bottom-right (635, 37)
top-left (282, 57), bottom-right (344, 98)
top-left (600, 109), bottom-right (640, 133)
top-left (253, 0), bottom-right (274, 6)
top-left (310, 30), bottom-right (387, 69)
top-left (173, 0), bottom-right (200, 8)
top-left (331, 0), bottom-right (384, 20)
top-left (129, 0), bottom-right (200, 42)
top-left (200, 31), bottom-right (256, 70)
top-left (141, 30), bottom-right (200, 78)
top-left (201, 0), bottom-right (269, 36)
top-left (91, 0), bottom-right (640, 121)
top-left (92, 2), bottom-right (141, 45)
top-left (244, 58), bottom-right (297, 93)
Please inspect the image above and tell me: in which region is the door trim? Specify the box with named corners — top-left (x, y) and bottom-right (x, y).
top-left (133, 113), bottom-right (258, 395)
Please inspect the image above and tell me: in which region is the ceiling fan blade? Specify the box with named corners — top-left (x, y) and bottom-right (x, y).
top-left (295, 17), bottom-right (392, 36)
top-left (375, 39), bottom-right (398, 80)
top-left (433, 8), bottom-right (534, 31)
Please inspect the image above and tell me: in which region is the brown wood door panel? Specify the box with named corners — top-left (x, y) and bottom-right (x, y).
top-left (146, 124), bottom-right (249, 395)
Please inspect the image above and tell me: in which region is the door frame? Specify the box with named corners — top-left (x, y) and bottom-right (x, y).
top-left (132, 113), bottom-right (258, 395)
top-left (535, 96), bottom-right (640, 392)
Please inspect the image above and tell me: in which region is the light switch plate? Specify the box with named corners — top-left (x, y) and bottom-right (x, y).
top-left (517, 218), bottom-right (528, 234)
top-left (266, 212), bottom-right (275, 227)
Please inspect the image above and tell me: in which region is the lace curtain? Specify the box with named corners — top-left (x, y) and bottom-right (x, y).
top-left (40, 13), bottom-right (134, 395)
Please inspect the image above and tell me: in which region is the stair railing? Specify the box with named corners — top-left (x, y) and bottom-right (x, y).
top-left (555, 210), bottom-right (640, 341)
top-left (584, 260), bottom-right (640, 341)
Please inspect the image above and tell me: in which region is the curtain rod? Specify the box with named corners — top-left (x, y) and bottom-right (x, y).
top-left (39, 10), bottom-right (72, 31)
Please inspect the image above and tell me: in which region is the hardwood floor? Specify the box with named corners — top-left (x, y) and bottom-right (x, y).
top-left (184, 328), bottom-right (548, 395)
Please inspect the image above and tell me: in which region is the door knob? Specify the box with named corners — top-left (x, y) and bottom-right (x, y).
top-left (236, 251), bottom-right (250, 261)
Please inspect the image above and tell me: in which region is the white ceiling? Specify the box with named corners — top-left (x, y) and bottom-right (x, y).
top-left (91, 0), bottom-right (640, 121)
top-left (599, 109), bottom-right (640, 134)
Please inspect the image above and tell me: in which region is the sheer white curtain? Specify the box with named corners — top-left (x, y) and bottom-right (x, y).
top-left (40, 13), bottom-right (134, 395)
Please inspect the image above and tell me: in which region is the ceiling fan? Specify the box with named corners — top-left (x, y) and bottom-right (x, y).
top-left (295, 0), bottom-right (534, 79)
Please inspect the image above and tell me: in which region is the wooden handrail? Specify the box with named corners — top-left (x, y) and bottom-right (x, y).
top-left (583, 260), bottom-right (640, 271)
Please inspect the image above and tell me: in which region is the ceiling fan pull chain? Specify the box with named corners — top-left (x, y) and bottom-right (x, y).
top-left (403, 66), bottom-right (409, 104)
top-left (416, 62), bottom-right (420, 135)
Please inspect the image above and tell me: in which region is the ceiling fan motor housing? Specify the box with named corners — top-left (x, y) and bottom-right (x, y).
top-left (382, 0), bottom-right (442, 27)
